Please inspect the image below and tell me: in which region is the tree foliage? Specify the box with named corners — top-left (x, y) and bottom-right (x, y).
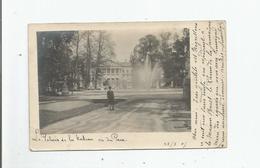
top-left (37, 31), bottom-right (75, 94)
top-left (130, 28), bottom-right (190, 87)
top-left (130, 34), bottom-right (161, 68)
top-left (37, 30), bottom-right (115, 95)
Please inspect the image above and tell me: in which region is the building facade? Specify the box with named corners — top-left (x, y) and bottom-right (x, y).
top-left (98, 61), bottom-right (133, 90)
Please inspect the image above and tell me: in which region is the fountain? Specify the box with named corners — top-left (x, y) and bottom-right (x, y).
top-left (136, 53), bottom-right (162, 90)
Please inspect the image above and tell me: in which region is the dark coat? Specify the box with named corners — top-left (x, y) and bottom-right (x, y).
top-left (107, 90), bottom-right (114, 103)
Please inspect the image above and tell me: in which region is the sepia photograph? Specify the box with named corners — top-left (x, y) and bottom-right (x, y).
top-left (36, 26), bottom-right (191, 134)
top-left (29, 21), bottom-right (226, 150)
top-left (4, 0), bottom-right (259, 165)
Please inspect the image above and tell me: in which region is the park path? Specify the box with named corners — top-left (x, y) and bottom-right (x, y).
top-left (40, 90), bottom-right (191, 134)
top-left (41, 101), bottom-right (166, 134)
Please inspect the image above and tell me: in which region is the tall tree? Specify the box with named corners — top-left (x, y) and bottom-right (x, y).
top-left (130, 34), bottom-right (160, 67)
top-left (69, 30), bottom-right (115, 90)
top-left (70, 31), bottom-right (89, 90)
top-left (159, 32), bottom-right (175, 86)
top-left (93, 31), bottom-right (115, 89)
top-left (37, 31), bottom-right (75, 94)
top-left (81, 31), bottom-right (93, 88)
top-left (130, 29), bottom-right (190, 88)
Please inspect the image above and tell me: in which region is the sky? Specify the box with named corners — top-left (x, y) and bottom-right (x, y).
top-left (109, 28), bottom-right (183, 62)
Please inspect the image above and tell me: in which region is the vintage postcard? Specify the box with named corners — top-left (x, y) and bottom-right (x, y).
top-left (29, 21), bottom-right (227, 150)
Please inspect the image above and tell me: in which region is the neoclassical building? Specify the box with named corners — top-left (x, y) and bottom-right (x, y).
top-left (98, 61), bottom-right (133, 90)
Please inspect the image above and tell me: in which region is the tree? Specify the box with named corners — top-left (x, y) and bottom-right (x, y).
top-left (37, 31), bottom-right (75, 94)
top-left (130, 34), bottom-right (160, 67)
top-left (130, 29), bottom-right (190, 88)
top-left (93, 31), bottom-right (115, 89)
top-left (182, 28), bottom-right (191, 110)
top-left (37, 30), bottom-right (116, 94)
top-left (81, 31), bottom-right (94, 89)
top-left (69, 30), bottom-right (115, 90)
top-left (158, 30), bottom-right (190, 87)
top-left (70, 31), bottom-right (90, 90)
top-left (159, 32), bottom-right (175, 86)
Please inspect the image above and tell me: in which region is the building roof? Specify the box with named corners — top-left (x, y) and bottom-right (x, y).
top-left (100, 60), bottom-right (131, 67)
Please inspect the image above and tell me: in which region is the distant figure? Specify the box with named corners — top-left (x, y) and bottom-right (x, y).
top-left (107, 86), bottom-right (115, 110)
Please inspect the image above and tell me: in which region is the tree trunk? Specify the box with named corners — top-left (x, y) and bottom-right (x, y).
top-left (86, 31), bottom-right (92, 89)
top-left (95, 32), bottom-right (104, 89)
top-left (75, 32), bottom-right (80, 90)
